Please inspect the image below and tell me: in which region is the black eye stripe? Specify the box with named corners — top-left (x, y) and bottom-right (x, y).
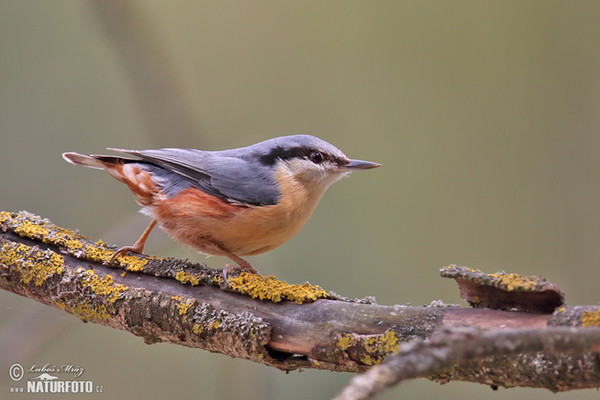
top-left (260, 146), bottom-right (323, 164)
top-left (259, 146), bottom-right (348, 167)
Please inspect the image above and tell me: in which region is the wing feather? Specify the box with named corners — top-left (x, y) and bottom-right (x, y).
top-left (109, 148), bottom-right (280, 206)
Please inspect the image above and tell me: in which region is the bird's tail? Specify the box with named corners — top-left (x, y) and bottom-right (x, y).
top-left (62, 152), bottom-right (126, 170)
top-left (62, 152), bottom-right (158, 206)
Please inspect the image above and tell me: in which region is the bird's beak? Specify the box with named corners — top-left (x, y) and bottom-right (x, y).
top-left (341, 159), bottom-right (381, 170)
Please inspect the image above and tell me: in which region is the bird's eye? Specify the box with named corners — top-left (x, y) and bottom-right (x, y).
top-left (309, 151), bottom-right (324, 164)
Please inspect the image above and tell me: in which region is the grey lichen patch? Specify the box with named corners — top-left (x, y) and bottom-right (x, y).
top-left (327, 290), bottom-right (378, 304)
top-left (441, 265), bottom-right (565, 313)
top-left (190, 303), bottom-right (271, 359)
top-left (51, 268), bottom-right (133, 323)
top-left (430, 350), bottom-right (600, 392)
top-left (548, 305), bottom-right (600, 327)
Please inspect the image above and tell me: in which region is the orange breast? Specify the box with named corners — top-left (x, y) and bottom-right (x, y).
top-left (145, 164), bottom-right (329, 257)
top-left (156, 187), bottom-right (242, 221)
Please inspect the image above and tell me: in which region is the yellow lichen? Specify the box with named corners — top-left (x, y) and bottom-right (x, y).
top-left (82, 243), bottom-right (148, 272)
top-left (14, 220), bottom-right (49, 240)
top-left (79, 269), bottom-right (128, 303)
top-left (122, 255), bottom-right (148, 272)
top-left (0, 211), bottom-right (11, 224)
top-left (337, 333), bottom-right (355, 351)
top-left (172, 296), bottom-right (195, 318)
top-left (2, 211), bottom-right (155, 273)
top-left (360, 354), bottom-right (376, 366)
top-left (45, 226), bottom-right (82, 248)
top-left (582, 308), bottom-right (600, 327)
top-left (471, 296), bottom-right (481, 304)
top-left (227, 273), bottom-right (327, 304)
top-left (56, 300), bottom-right (110, 322)
top-left (1, 242), bottom-right (26, 266)
top-left (175, 271), bottom-right (201, 286)
top-left (1, 242), bottom-right (64, 286)
top-left (361, 330), bottom-right (399, 366)
top-left (84, 245), bottom-right (114, 263)
top-left (65, 239), bottom-right (83, 251)
top-left (488, 273), bottom-right (538, 291)
top-left (364, 330), bottom-right (399, 354)
top-left (23, 252), bottom-right (64, 286)
top-left (192, 320), bottom-right (220, 334)
top-left (192, 323), bottom-right (203, 335)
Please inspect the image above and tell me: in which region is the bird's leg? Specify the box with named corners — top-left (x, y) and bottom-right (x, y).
top-left (222, 252), bottom-right (260, 280)
top-left (109, 219), bottom-right (157, 264)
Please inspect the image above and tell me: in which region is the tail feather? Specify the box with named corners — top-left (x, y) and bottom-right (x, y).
top-left (63, 151), bottom-right (159, 206)
top-left (62, 152), bottom-right (107, 170)
top-left (62, 152), bottom-right (136, 169)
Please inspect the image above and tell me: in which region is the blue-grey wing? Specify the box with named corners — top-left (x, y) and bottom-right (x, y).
top-left (111, 148), bottom-right (280, 206)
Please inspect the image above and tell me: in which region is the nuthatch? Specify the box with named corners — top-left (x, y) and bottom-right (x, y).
top-left (63, 135), bottom-right (380, 274)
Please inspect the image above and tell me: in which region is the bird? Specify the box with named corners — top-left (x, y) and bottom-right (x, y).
top-left (63, 135), bottom-right (380, 275)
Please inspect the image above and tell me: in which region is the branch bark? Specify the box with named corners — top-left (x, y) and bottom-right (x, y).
top-left (334, 326), bottom-right (600, 400)
top-left (1, 211), bottom-right (599, 394)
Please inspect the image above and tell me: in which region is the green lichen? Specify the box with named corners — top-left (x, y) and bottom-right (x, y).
top-left (227, 273), bottom-right (327, 304)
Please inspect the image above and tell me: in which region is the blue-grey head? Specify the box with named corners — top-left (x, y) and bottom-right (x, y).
top-left (236, 134), bottom-right (380, 190)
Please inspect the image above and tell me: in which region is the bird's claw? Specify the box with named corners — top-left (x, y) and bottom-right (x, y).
top-left (222, 263), bottom-right (260, 281)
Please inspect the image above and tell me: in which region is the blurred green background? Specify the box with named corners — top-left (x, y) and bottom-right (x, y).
top-left (2, 1), bottom-right (600, 399)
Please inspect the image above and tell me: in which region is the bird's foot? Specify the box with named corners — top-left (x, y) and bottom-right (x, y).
top-left (109, 244), bottom-right (144, 265)
top-left (222, 262), bottom-right (260, 281)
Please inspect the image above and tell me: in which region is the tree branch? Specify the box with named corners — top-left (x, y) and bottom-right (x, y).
top-left (334, 326), bottom-right (600, 400)
top-left (1, 211), bottom-right (599, 393)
